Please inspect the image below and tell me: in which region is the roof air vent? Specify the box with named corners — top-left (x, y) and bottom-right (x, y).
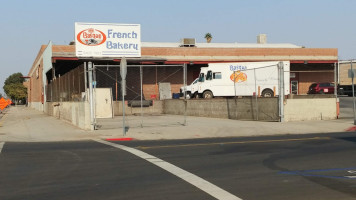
top-left (180, 38), bottom-right (196, 47)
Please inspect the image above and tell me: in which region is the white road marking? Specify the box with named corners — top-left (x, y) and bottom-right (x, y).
top-left (0, 142), bottom-right (4, 153)
top-left (94, 139), bottom-right (242, 200)
top-left (345, 176), bottom-right (356, 179)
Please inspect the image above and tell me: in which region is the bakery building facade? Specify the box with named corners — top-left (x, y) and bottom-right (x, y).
top-left (24, 33), bottom-right (338, 129)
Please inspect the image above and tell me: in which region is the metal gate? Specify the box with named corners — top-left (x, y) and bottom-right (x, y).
top-left (88, 62), bottom-right (187, 134)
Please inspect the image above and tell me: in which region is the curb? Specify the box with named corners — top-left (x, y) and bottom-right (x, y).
top-left (346, 126), bottom-right (356, 132)
top-left (0, 112), bottom-right (7, 127)
top-left (105, 138), bottom-right (134, 141)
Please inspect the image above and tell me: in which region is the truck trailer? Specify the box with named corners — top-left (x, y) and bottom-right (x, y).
top-left (196, 61), bottom-right (290, 98)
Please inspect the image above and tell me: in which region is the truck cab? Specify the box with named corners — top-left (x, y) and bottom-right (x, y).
top-left (180, 78), bottom-right (199, 99)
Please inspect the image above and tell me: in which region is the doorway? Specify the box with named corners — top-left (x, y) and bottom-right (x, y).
top-left (291, 80), bottom-right (298, 94)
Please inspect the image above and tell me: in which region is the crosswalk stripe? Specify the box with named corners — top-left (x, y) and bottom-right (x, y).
top-left (94, 139), bottom-right (242, 200)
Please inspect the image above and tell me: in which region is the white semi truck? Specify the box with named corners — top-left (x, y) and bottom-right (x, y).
top-left (196, 61), bottom-right (290, 98)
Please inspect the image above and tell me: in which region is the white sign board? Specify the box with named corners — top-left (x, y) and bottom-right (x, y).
top-left (75, 22), bottom-right (141, 57)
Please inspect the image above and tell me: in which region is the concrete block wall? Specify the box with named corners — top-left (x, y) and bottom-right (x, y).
top-left (45, 102), bottom-right (91, 130)
top-left (164, 98), bottom-right (279, 121)
top-left (339, 63), bottom-right (352, 85)
top-left (284, 98), bottom-right (337, 121)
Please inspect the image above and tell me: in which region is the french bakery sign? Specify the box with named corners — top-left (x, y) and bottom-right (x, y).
top-left (75, 22), bottom-right (141, 57)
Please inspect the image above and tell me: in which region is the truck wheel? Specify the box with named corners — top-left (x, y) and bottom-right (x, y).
top-left (203, 91), bottom-right (213, 99)
top-left (262, 89), bottom-right (274, 97)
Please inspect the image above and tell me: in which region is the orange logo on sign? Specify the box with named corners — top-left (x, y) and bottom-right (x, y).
top-left (77, 28), bottom-right (107, 46)
top-left (230, 71), bottom-right (247, 83)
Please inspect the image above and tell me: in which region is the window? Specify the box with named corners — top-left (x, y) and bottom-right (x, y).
top-left (320, 83), bottom-right (329, 87)
top-left (198, 73), bottom-right (205, 82)
top-left (213, 72), bottom-right (222, 79)
top-left (206, 71), bottom-right (212, 80)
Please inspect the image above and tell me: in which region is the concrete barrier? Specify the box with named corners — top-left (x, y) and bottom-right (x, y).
top-left (284, 98), bottom-right (337, 121)
top-left (46, 102), bottom-right (91, 130)
top-left (43, 97), bottom-right (338, 130)
top-left (164, 98), bottom-right (279, 121)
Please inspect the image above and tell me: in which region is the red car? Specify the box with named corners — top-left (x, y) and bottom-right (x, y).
top-left (307, 82), bottom-right (335, 94)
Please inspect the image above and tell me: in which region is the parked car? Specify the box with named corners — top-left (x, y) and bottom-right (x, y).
top-left (307, 82), bottom-right (335, 94)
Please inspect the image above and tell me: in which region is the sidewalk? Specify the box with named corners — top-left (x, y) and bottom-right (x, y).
top-left (0, 106), bottom-right (355, 142)
top-left (0, 106), bottom-right (100, 142)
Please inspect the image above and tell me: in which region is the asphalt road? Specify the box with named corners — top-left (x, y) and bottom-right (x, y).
top-left (1, 133), bottom-right (356, 200)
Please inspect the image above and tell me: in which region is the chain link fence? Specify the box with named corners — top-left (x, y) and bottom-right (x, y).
top-left (93, 64), bottom-right (186, 130)
top-left (45, 61), bottom-right (288, 132)
top-left (46, 66), bottom-right (86, 102)
top-left (165, 62), bottom-right (287, 121)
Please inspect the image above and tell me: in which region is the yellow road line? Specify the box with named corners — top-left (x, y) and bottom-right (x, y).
top-left (137, 137), bottom-right (331, 149)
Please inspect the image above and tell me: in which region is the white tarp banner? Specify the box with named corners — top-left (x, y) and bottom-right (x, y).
top-left (75, 22), bottom-right (141, 58)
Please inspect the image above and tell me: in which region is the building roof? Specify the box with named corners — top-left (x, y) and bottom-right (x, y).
top-left (142, 42), bottom-right (302, 48)
top-left (46, 42), bottom-right (337, 64)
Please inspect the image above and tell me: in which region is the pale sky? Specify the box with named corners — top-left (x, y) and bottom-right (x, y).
top-left (0, 0), bottom-right (355, 96)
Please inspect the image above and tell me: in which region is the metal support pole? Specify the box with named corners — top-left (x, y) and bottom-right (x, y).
top-left (279, 62), bottom-right (285, 122)
top-left (140, 65), bottom-right (143, 128)
top-left (93, 64), bottom-right (97, 127)
top-left (84, 62), bottom-right (87, 98)
top-left (254, 68), bottom-right (258, 121)
top-left (122, 85), bottom-right (126, 135)
top-left (334, 62), bottom-right (339, 120)
top-left (183, 63), bottom-right (187, 126)
top-left (351, 60), bottom-right (356, 125)
top-left (120, 57), bottom-right (127, 136)
top-left (334, 63), bottom-right (337, 96)
top-left (234, 71), bottom-right (237, 98)
top-left (88, 62), bottom-right (94, 130)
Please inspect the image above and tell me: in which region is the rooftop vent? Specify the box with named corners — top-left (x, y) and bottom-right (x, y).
top-left (257, 34), bottom-right (267, 44)
top-left (180, 38), bottom-right (196, 47)
top-left (69, 41), bottom-right (75, 45)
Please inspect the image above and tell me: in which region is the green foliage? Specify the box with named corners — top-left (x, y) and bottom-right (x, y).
top-left (3, 72), bottom-right (27, 101)
top-left (0, 93), bottom-right (2, 98)
top-left (204, 33), bottom-right (212, 39)
top-left (204, 33), bottom-right (212, 43)
top-left (4, 72), bottom-right (24, 85)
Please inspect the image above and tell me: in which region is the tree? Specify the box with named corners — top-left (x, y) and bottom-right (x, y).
top-left (204, 33), bottom-right (212, 43)
top-left (3, 73), bottom-right (27, 103)
top-left (0, 93), bottom-right (2, 98)
top-left (4, 73), bottom-right (24, 85)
